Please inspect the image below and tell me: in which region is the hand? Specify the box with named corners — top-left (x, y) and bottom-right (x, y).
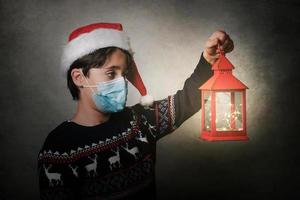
top-left (203, 30), bottom-right (234, 65)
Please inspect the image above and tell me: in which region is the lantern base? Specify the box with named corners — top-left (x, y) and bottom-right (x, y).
top-left (200, 131), bottom-right (249, 141)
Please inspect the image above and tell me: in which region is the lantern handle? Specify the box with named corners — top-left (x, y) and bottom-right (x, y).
top-left (217, 42), bottom-right (225, 56)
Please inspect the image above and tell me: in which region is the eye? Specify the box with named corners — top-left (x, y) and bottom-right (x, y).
top-left (106, 70), bottom-right (116, 79)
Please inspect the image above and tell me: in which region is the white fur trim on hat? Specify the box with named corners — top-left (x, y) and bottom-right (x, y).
top-left (61, 28), bottom-right (132, 75)
top-left (140, 94), bottom-right (154, 107)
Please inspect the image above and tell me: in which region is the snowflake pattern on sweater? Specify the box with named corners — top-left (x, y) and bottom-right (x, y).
top-left (37, 53), bottom-right (212, 200)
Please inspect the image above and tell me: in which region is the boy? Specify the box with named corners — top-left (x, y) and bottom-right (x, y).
top-left (38, 22), bottom-right (234, 200)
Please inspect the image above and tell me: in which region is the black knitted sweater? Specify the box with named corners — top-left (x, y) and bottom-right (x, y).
top-left (37, 53), bottom-right (212, 200)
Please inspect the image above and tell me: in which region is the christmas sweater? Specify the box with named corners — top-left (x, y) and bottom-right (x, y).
top-left (37, 53), bottom-right (212, 200)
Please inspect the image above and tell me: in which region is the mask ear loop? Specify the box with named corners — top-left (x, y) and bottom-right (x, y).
top-left (79, 70), bottom-right (97, 95)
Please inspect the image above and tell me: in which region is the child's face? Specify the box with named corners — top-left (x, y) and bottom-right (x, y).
top-left (87, 48), bottom-right (129, 83)
top-left (79, 48), bottom-right (129, 103)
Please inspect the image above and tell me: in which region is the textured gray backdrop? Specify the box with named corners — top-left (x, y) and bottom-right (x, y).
top-left (0, 0), bottom-right (299, 199)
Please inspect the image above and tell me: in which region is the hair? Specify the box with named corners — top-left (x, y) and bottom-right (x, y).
top-left (67, 47), bottom-right (133, 100)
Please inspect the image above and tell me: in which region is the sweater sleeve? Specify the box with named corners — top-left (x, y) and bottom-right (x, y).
top-left (37, 146), bottom-right (81, 199)
top-left (132, 52), bottom-right (212, 141)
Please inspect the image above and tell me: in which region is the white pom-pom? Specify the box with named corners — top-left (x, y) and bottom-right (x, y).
top-left (140, 94), bottom-right (154, 107)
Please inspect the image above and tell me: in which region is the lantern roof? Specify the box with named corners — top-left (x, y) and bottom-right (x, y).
top-left (200, 52), bottom-right (248, 90)
top-left (199, 72), bottom-right (248, 90)
top-left (212, 53), bottom-right (234, 71)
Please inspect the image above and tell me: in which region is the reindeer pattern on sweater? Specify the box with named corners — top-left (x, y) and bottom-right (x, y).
top-left (37, 53), bottom-right (212, 200)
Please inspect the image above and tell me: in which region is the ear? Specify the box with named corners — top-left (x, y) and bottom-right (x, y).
top-left (71, 68), bottom-right (85, 88)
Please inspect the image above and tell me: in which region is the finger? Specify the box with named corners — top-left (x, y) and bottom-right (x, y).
top-left (209, 30), bottom-right (226, 40)
top-left (205, 38), bottom-right (219, 55)
top-left (205, 38), bottom-right (219, 49)
top-left (220, 38), bottom-right (230, 51)
top-left (220, 36), bottom-right (233, 49)
top-left (210, 30), bottom-right (227, 44)
top-left (224, 39), bottom-right (234, 53)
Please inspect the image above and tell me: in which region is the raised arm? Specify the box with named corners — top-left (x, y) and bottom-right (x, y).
top-left (132, 31), bottom-right (234, 141)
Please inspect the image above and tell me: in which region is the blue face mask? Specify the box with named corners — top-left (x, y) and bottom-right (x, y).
top-left (82, 75), bottom-right (128, 113)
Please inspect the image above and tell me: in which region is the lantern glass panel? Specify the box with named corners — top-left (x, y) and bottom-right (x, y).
top-left (234, 92), bottom-right (243, 131)
top-left (216, 91), bottom-right (243, 131)
top-left (204, 91), bottom-right (211, 131)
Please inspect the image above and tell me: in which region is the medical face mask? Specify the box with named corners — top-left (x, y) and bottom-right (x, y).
top-left (81, 74), bottom-right (128, 113)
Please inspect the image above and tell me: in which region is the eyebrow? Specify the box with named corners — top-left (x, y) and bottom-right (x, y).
top-left (104, 65), bottom-right (128, 71)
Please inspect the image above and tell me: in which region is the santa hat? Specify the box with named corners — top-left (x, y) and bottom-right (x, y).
top-left (61, 22), bottom-right (154, 107)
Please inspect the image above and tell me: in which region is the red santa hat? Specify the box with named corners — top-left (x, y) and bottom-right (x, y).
top-left (61, 22), bottom-right (154, 107)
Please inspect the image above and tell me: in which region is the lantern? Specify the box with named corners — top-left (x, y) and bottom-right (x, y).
top-left (199, 50), bottom-right (249, 141)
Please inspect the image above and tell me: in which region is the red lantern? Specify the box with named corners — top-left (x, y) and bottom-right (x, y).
top-left (199, 50), bottom-right (249, 141)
